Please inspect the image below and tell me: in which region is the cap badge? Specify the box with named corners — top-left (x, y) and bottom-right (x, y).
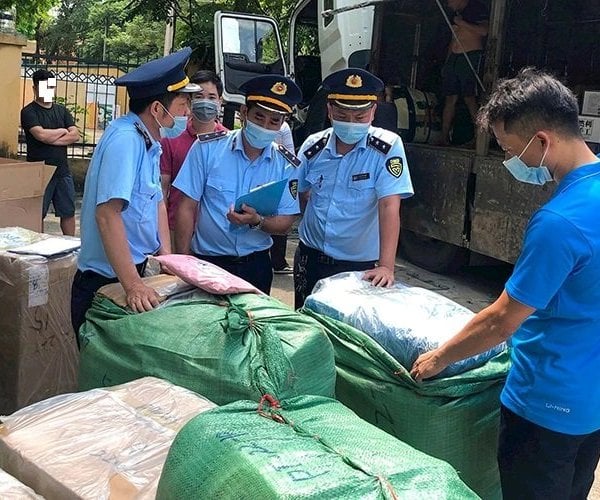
top-left (346, 75), bottom-right (363, 88)
top-left (271, 82), bottom-right (288, 95)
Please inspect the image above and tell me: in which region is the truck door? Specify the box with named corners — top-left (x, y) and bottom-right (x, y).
top-left (214, 11), bottom-right (287, 128)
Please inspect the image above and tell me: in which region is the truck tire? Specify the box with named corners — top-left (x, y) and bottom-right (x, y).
top-left (399, 230), bottom-right (469, 273)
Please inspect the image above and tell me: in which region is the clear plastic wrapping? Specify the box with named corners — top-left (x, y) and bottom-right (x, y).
top-left (0, 468), bottom-right (44, 499)
top-left (0, 377), bottom-right (216, 500)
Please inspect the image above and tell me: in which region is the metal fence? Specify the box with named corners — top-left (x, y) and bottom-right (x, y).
top-left (19, 53), bottom-right (146, 159)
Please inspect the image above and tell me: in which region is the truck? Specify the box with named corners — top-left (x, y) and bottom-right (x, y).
top-left (213, 0), bottom-right (600, 272)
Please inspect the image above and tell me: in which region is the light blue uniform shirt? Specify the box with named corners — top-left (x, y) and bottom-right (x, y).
top-left (78, 112), bottom-right (162, 277)
top-left (173, 129), bottom-right (300, 257)
top-left (297, 126), bottom-right (414, 261)
top-left (503, 161), bottom-right (600, 435)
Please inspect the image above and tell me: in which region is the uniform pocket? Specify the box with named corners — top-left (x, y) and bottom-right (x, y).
top-left (206, 176), bottom-right (236, 208)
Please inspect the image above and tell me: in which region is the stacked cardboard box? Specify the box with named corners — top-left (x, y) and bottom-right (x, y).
top-left (0, 158), bottom-right (55, 233)
top-left (0, 227), bottom-right (79, 414)
top-left (0, 377), bottom-right (216, 499)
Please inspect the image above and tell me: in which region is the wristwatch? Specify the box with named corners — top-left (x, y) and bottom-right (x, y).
top-left (249, 215), bottom-right (265, 230)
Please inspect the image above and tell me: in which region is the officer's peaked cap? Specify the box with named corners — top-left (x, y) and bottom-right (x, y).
top-left (322, 68), bottom-right (384, 109)
top-left (239, 75), bottom-right (302, 114)
top-left (115, 47), bottom-right (201, 99)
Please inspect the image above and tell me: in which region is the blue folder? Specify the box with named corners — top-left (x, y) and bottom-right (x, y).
top-left (234, 178), bottom-right (288, 216)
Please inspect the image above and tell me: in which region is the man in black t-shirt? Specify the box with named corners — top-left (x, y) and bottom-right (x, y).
top-left (439, 0), bottom-right (489, 146)
top-left (21, 69), bottom-right (80, 235)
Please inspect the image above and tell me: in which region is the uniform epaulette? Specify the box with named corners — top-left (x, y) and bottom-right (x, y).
top-left (134, 122), bottom-right (153, 151)
top-left (368, 134), bottom-right (392, 155)
top-left (276, 144), bottom-right (301, 167)
top-left (197, 130), bottom-right (229, 143)
top-left (303, 134), bottom-right (329, 160)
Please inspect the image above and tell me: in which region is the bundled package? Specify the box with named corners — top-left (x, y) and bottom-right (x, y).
top-left (302, 307), bottom-right (509, 500)
top-left (0, 377), bottom-right (216, 499)
top-left (304, 272), bottom-right (504, 377)
top-left (0, 468), bottom-right (44, 499)
top-left (0, 227), bottom-right (79, 414)
top-left (79, 287), bottom-right (336, 405)
top-left (157, 395), bottom-right (479, 499)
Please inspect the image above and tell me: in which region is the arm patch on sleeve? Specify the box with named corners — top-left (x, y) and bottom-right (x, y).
top-left (386, 156), bottom-right (403, 177)
top-left (289, 179), bottom-right (298, 199)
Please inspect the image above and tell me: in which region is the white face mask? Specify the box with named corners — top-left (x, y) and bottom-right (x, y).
top-left (502, 135), bottom-right (553, 185)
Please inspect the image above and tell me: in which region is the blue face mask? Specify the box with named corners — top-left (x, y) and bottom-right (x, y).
top-left (243, 119), bottom-right (279, 149)
top-left (159, 115), bottom-right (187, 139)
top-left (192, 99), bottom-right (220, 123)
top-left (155, 103), bottom-right (187, 139)
top-left (332, 119), bottom-right (370, 145)
top-left (502, 135), bottom-right (553, 185)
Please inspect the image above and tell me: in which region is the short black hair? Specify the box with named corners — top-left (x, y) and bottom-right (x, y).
top-left (32, 69), bottom-right (55, 87)
top-left (129, 92), bottom-right (180, 115)
top-left (190, 70), bottom-right (223, 97)
top-left (477, 67), bottom-right (581, 139)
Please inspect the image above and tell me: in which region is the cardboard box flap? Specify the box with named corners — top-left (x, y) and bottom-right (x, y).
top-left (0, 160), bottom-right (55, 202)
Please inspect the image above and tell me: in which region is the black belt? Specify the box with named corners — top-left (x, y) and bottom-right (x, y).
top-left (75, 260), bottom-right (148, 281)
top-left (194, 249), bottom-right (269, 264)
top-left (299, 241), bottom-right (374, 266)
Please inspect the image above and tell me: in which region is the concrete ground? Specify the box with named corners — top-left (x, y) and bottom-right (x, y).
top-left (45, 209), bottom-right (600, 499)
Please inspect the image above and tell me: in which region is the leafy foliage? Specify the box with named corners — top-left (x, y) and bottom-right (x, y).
top-left (13, 0), bottom-right (306, 69)
top-left (0, 0), bottom-right (59, 38)
top-left (126, 0), bottom-right (300, 68)
top-left (36, 0), bottom-right (164, 63)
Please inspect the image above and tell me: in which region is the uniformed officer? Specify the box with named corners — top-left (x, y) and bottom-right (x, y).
top-left (294, 68), bottom-right (414, 308)
top-left (174, 75), bottom-right (302, 294)
top-left (71, 47), bottom-right (200, 341)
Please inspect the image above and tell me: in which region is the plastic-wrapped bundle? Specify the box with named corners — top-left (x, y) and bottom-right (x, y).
top-left (0, 468), bottom-right (44, 499)
top-left (79, 290), bottom-right (336, 404)
top-left (157, 395), bottom-right (479, 499)
top-left (301, 308), bottom-right (508, 499)
top-left (0, 377), bottom-right (216, 499)
top-left (304, 272), bottom-right (505, 377)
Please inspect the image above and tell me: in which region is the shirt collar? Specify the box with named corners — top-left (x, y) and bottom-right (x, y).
top-left (232, 129), bottom-right (273, 162)
top-left (325, 126), bottom-right (369, 156)
top-left (127, 111), bottom-right (161, 152)
top-left (554, 161), bottom-right (600, 196)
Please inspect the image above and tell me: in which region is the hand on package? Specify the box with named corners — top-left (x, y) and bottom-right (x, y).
top-left (363, 265), bottom-right (395, 287)
top-left (410, 349), bottom-right (448, 382)
top-left (124, 280), bottom-right (161, 313)
top-left (227, 203), bottom-right (258, 226)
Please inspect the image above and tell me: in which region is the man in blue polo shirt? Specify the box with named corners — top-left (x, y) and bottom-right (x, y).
top-left (411, 68), bottom-right (600, 499)
top-left (71, 48), bottom-right (200, 340)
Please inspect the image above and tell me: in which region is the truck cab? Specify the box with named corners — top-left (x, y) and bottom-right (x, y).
top-left (214, 0), bottom-right (600, 273)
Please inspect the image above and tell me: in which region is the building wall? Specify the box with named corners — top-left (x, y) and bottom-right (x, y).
top-left (0, 32), bottom-right (27, 156)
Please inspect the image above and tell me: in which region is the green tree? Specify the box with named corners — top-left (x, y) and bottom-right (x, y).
top-left (0, 0), bottom-right (59, 38)
top-left (127, 0), bottom-right (300, 69)
top-left (36, 0), bottom-right (164, 63)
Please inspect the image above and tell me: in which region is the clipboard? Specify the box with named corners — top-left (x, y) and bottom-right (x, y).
top-left (234, 178), bottom-right (288, 216)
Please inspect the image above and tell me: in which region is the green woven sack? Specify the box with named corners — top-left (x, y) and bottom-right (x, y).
top-left (157, 395), bottom-right (479, 499)
top-left (78, 292), bottom-right (336, 404)
top-left (301, 309), bottom-right (510, 500)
